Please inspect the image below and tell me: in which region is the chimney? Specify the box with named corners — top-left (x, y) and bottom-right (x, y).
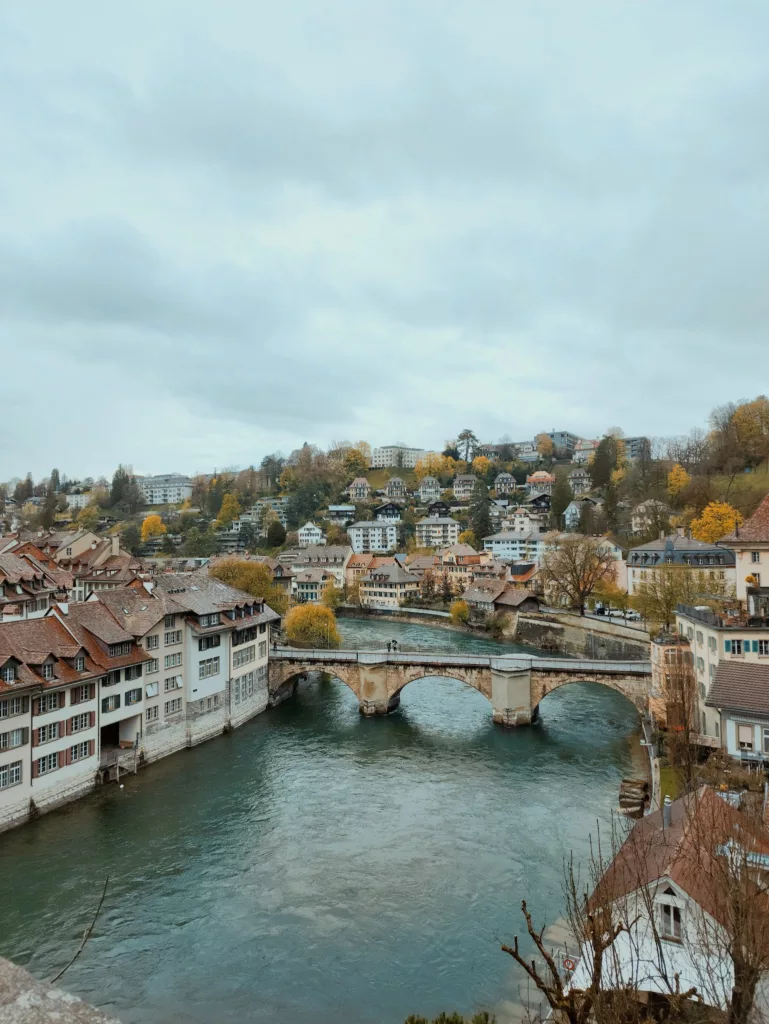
top-left (91, 540), bottom-right (97, 549)
top-left (659, 530), bottom-right (665, 541)
top-left (111, 535), bottom-right (119, 557)
top-left (676, 526), bottom-right (685, 538)
top-left (663, 794), bottom-right (672, 829)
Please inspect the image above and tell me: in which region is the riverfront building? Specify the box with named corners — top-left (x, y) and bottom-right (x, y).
top-left (0, 572), bottom-right (280, 833)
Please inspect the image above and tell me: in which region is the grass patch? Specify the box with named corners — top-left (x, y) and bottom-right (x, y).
top-left (365, 468), bottom-right (419, 491)
top-left (659, 763), bottom-right (684, 803)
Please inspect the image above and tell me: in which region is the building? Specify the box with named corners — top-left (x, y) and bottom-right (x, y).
top-left (567, 467), bottom-right (591, 496)
top-left (327, 505), bottom-right (356, 524)
top-left (415, 517), bottom-right (460, 549)
top-left (463, 581), bottom-right (541, 616)
top-left (630, 499), bottom-right (672, 536)
top-left (359, 564), bottom-right (419, 609)
top-left (493, 472), bottom-right (516, 496)
top-left (482, 531), bottom-right (549, 564)
top-left (563, 498), bottom-right (597, 531)
top-left (65, 492), bottom-right (93, 510)
top-left (718, 492), bottom-right (769, 605)
top-left (572, 438), bottom-right (599, 464)
top-left (501, 505), bottom-right (548, 534)
top-left (384, 477), bottom-right (407, 501)
top-left (437, 544), bottom-right (485, 592)
top-left (426, 500), bottom-right (450, 519)
top-left (0, 554), bottom-right (57, 622)
top-left (547, 430), bottom-right (579, 454)
top-left (453, 475), bottom-right (477, 501)
top-left (418, 477), bottom-right (442, 503)
top-left (217, 554), bottom-right (294, 597)
top-left (513, 441), bottom-right (539, 463)
top-left (675, 602), bottom-right (769, 746)
top-left (348, 477), bottom-right (372, 502)
top-left (297, 522), bottom-right (326, 548)
top-left (347, 521), bottom-right (399, 554)
top-left (135, 474), bottom-right (193, 506)
top-left (649, 631), bottom-right (694, 731)
top-left (525, 470), bottom-right (555, 495)
top-left (621, 436), bottom-right (651, 461)
top-left (706, 662), bottom-right (769, 763)
top-left (570, 788), bottom-right (769, 1019)
top-left (370, 445), bottom-right (429, 469)
top-left (282, 545), bottom-right (352, 591)
top-left (627, 532), bottom-right (736, 596)
top-left (373, 502), bottom-right (402, 523)
top-left (294, 568), bottom-right (335, 604)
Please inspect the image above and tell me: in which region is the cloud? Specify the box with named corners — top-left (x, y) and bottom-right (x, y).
top-left (0, 0), bottom-right (768, 478)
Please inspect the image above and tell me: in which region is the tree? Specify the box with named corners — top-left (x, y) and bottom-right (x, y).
top-left (77, 505), bottom-right (100, 531)
top-left (182, 526), bottom-right (218, 558)
top-left (630, 564), bottom-right (731, 628)
top-left (535, 432), bottom-right (554, 458)
top-left (468, 480), bottom-right (491, 545)
top-left (456, 429), bottom-right (479, 463)
top-left (160, 533), bottom-right (177, 555)
top-left (440, 571), bottom-right (454, 604)
top-left (141, 514), bottom-right (167, 542)
top-left (50, 468), bottom-right (60, 492)
top-left (690, 501), bottom-right (744, 544)
top-left (266, 519), bottom-right (287, 547)
top-left (353, 440), bottom-right (372, 464)
top-left (442, 445), bottom-right (460, 462)
top-left (346, 578), bottom-right (362, 607)
top-left (322, 580), bottom-right (343, 609)
top-left (41, 487), bottom-right (57, 529)
top-left (285, 604), bottom-right (341, 648)
top-left (458, 529), bottom-right (477, 548)
top-left (731, 395), bottom-right (769, 468)
top-left (122, 523), bottom-right (141, 554)
top-left (216, 493), bottom-right (241, 529)
top-left (603, 478), bottom-right (619, 532)
top-left (110, 465), bottom-right (132, 508)
top-left (589, 437), bottom-right (617, 489)
top-left (209, 558), bottom-right (288, 615)
top-left (550, 473), bottom-right (574, 525)
top-left (540, 534), bottom-right (618, 615)
top-left (343, 448), bottom-right (368, 476)
top-left (449, 599), bottom-right (470, 625)
top-left (592, 578), bottom-right (630, 617)
top-left (471, 455), bottom-right (491, 479)
top-left (419, 569), bottom-right (436, 601)
top-left (667, 463), bottom-right (691, 499)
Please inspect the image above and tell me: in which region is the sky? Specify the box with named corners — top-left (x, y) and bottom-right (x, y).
top-left (1, 1), bottom-right (768, 482)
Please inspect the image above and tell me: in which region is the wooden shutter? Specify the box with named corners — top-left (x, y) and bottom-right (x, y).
top-left (753, 640), bottom-right (760, 653)
top-left (66, 717), bottom-right (72, 736)
top-left (31, 728), bottom-right (39, 747)
top-left (32, 757), bottom-right (39, 778)
top-left (88, 739), bottom-right (95, 758)
top-left (32, 698), bottom-right (40, 716)
top-left (90, 684), bottom-right (96, 700)
top-left (21, 696), bottom-right (29, 713)
top-left (64, 746), bottom-right (71, 766)
top-left (71, 688), bottom-right (79, 706)
top-left (21, 728), bottom-right (29, 745)
top-left (725, 640), bottom-right (732, 653)
top-left (90, 711), bottom-right (96, 728)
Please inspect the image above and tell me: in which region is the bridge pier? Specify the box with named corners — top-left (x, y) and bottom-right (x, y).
top-left (491, 667), bottom-right (534, 727)
top-left (359, 694), bottom-right (401, 717)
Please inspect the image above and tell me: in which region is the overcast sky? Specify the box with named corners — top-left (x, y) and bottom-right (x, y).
top-left (1, 1), bottom-right (767, 481)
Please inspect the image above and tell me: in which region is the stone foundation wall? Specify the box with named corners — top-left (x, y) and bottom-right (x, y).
top-left (513, 614), bottom-right (649, 660)
top-left (185, 695), bottom-right (228, 747)
top-left (0, 790), bottom-right (33, 833)
top-left (142, 718), bottom-right (188, 764)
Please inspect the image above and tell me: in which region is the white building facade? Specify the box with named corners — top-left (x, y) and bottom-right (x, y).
top-left (347, 522), bottom-right (399, 554)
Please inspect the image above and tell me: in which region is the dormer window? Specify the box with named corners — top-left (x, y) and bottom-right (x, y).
top-left (658, 900), bottom-right (682, 941)
top-left (76, 655), bottom-right (85, 672)
top-left (108, 642), bottom-right (131, 658)
top-left (42, 663), bottom-right (54, 680)
top-left (2, 665), bottom-right (15, 683)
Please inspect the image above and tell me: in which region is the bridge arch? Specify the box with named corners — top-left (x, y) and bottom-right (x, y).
top-left (269, 661), bottom-right (363, 703)
top-left (530, 672), bottom-right (648, 717)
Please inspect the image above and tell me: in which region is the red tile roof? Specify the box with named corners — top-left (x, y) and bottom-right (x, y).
top-left (720, 492), bottom-right (769, 544)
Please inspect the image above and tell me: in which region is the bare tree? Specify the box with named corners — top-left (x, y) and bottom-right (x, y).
top-left (539, 534), bottom-right (618, 615)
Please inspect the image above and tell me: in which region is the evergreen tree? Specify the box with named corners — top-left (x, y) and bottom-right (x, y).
top-left (266, 519), bottom-right (287, 547)
top-left (122, 523), bottom-right (141, 554)
top-left (588, 437), bottom-right (616, 489)
top-left (50, 468), bottom-right (60, 492)
top-left (456, 429), bottom-right (479, 463)
top-left (440, 571), bottom-right (454, 604)
top-left (550, 474), bottom-right (573, 526)
top-left (468, 479), bottom-right (492, 545)
top-left (110, 465), bottom-right (131, 507)
top-left (603, 478), bottom-right (619, 531)
top-left (41, 486), bottom-right (57, 528)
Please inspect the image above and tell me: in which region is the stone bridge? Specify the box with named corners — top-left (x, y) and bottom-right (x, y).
top-left (268, 649), bottom-right (652, 726)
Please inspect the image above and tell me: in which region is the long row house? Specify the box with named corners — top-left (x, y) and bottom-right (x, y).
top-left (0, 571), bottom-right (279, 832)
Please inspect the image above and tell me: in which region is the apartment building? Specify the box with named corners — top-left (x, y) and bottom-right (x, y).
top-left (483, 531), bottom-right (549, 564)
top-left (281, 545), bottom-right (353, 591)
top-left (525, 471), bottom-right (555, 495)
top-left (135, 474), bottom-right (193, 505)
top-left (547, 431), bottom-right (580, 454)
top-left (452, 475), bottom-right (477, 501)
top-left (493, 472), bottom-right (516, 496)
top-left (500, 506), bottom-right (548, 535)
top-left (294, 568), bottom-right (335, 604)
top-left (417, 477), bottom-right (442, 503)
top-left (627, 532), bottom-right (736, 595)
top-left (384, 477), bottom-right (407, 500)
top-left (297, 522), bottom-right (326, 547)
top-left (415, 516), bottom-right (460, 549)
top-left (717, 492), bottom-right (769, 604)
top-left (371, 445), bottom-right (429, 469)
top-left (373, 503), bottom-right (402, 523)
top-left (348, 477), bottom-right (372, 501)
top-left (0, 553), bottom-right (56, 622)
top-left (359, 564), bottom-right (419, 609)
top-left (347, 521), bottom-right (398, 554)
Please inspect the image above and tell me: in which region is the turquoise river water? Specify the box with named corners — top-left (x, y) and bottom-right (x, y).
top-left (0, 617), bottom-right (644, 1023)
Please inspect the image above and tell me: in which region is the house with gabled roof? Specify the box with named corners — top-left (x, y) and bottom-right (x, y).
top-left (718, 492), bottom-right (769, 606)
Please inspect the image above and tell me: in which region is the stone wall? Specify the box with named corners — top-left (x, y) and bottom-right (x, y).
top-left (512, 613), bottom-right (649, 661)
top-left (0, 956), bottom-right (121, 1023)
top-left (142, 718), bottom-right (187, 764)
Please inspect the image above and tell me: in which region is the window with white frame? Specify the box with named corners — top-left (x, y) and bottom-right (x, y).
top-left (146, 658), bottom-right (159, 674)
top-left (759, 640), bottom-right (769, 657)
top-left (37, 751), bottom-right (59, 775)
top-left (164, 653), bottom-right (182, 669)
top-left (125, 688), bottom-right (142, 706)
top-left (199, 613), bottom-right (220, 628)
top-left (0, 728), bottom-right (26, 749)
top-left (164, 697), bottom-right (182, 715)
top-left (38, 722), bottom-right (59, 743)
top-left (205, 694), bottom-right (219, 711)
top-left (696, 631), bottom-right (703, 645)
top-left (233, 646), bottom-right (255, 669)
top-left (1, 665), bottom-right (15, 683)
top-left (164, 630), bottom-right (182, 646)
top-left (145, 682), bottom-right (159, 698)
top-left (37, 692), bottom-right (60, 714)
top-left (75, 655), bottom-right (85, 671)
top-left (198, 635), bottom-right (220, 652)
top-left (164, 677), bottom-right (182, 692)
top-left (125, 664), bottom-right (143, 681)
top-left (233, 679), bottom-right (240, 704)
top-left (108, 642), bottom-right (131, 657)
top-left (42, 663), bottom-right (54, 680)
top-left (199, 657), bottom-right (220, 679)
top-left (0, 760), bottom-right (22, 788)
top-left (258, 641), bottom-right (267, 659)
top-left (738, 724), bottom-right (754, 751)
top-left (752, 551), bottom-right (761, 563)
top-left (0, 696), bottom-right (25, 718)
top-left (164, 614), bottom-right (176, 629)
top-left (73, 684), bottom-right (91, 703)
top-left (708, 636), bottom-right (717, 653)
top-left (71, 713), bottom-right (90, 733)
top-left (146, 635), bottom-right (159, 650)
top-left (658, 901), bottom-right (682, 940)
top-left (146, 706), bottom-right (158, 722)
top-left (70, 741), bottom-right (90, 762)
top-left (102, 694), bottom-right (120, 713)
top-left (732, 639), bottom-right (744, 655)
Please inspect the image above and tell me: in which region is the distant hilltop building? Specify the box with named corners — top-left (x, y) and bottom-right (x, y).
top-left (135, 474), bottom-right (193, 505)
top-left (371, 445), bottom-right (435, 469)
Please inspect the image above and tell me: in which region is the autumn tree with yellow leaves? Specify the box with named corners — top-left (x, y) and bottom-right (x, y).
top-left (141, 514), bottom-right (167, 542)
top-left (690, 501), bottom-right (743, 544)
top-left (215, 492), bottom-right (241, 529)
top-left (535, 432), bottom-right (554, 458)
top-left (667, 463), bottom-right (691, 498)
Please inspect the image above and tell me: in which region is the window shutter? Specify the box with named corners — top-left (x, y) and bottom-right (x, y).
top-left (21, 696), bottom-right (29, 713)
top-left (32, 698), bottom-right (40, 716)
top-left (90, 711), bottom-right (96, 728)
top-left (71, 688), bottom-right (79, 706)
top-left (32, 757), bottom-right (39, 779)
top-left (66, 717), bottom-right (72, 736)
top-left (64, 746), bottom-right (70, 766)
top-left (89, 739), bottom-right (95, 758)
top-left (725, 640), bottom-right (732, 653)
top-left (90, 684), bottom-right (96, 700)
top-left (31, 728), bottom-right (39, 747)
top-left (753, 640), bottom-right (759, 653)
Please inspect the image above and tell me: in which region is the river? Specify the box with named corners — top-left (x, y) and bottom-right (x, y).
top-left (0, 617), bottom-right (644, 1024)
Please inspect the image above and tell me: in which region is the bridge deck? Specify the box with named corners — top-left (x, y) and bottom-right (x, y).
top-left (271, 648), bottom-right (651, 676)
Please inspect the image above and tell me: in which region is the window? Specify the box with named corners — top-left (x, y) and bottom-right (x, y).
top-left (146, 706), bottom-right (158, 722)
top-left (42, 663), bottom-right (54, 680)
top-left (146, 635), bottom-right (159, 650)
top-left (74, 654), bottom-right (85, 672)
top-left (0, 728), bottom-right (27, 749)
top-left (199, 657), bottom-right (220, 679)
top-left (199, 613), bottom-right (220, 628)
top-left (72, 712), bottom-right (90, 733)
top-left (659, 903), bottom-right (682, 941)
top-left (233, 646), bottom-right (255, 669)
top-left (205, 695), bottom-right (219, 712)
top-left (164, 697), bottom-right (182, 715)
top-left (259, 641), bottom-right (267, 659)
top-left (164, 653), bottom-right (182, 669)
top-left (164, 614), bottom-right (176, 629)
top-left (709, 664), bottom-right (716, 680)
top-left (731, 639), bottom-right (744, 656)
top-left (164, 630), bottom-right (182, 646)
top-left (1, 665), bottom-right (15, 683)
top-left (752, 551), bottom-right (761, 563)
top-left (38, 722), bottom-right (59, 743)
top-left (164, 677), bottom-right (182, 692)
top-left (198, 634), bottom-right (221, 652)
top-left (146, 658), bottom-right (159, 675)
top-left (0, 696), bottom-right (26, 718)
top-left (125, 664), bottom-right (143, 681)
top-left (102, 694), bottom-right (121, 713)
top-left (70, 741), bottom-right (90, 762)
top-left (108, 642), bottom-right (131, 657)
top-left (738, 725), bottom-right (754, 751)
top-left (125, 688), bottom-right (142, 706)
top-left (708, 636), bottom-right (717, 653)
top-left (0, 760), bottom-right (22, 789)
top-left (37, 752), bottom-right (59, 775)
top-left (37, 692), bottom-right (61, 714)
top-left (759, 640), bottom-right (769, 657)
top-left (145, 682), bottom-right (159, 698)
top-left (233, 679), bottom-right (241, 704)
top-left (73, 684), bottom-right (90, 704)
top-left (696, 657), bottom-right (705, 673)
top-left (259, 623), bottom-right (267, 635)
top-left (103, 670), bottom-right (121, 687)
